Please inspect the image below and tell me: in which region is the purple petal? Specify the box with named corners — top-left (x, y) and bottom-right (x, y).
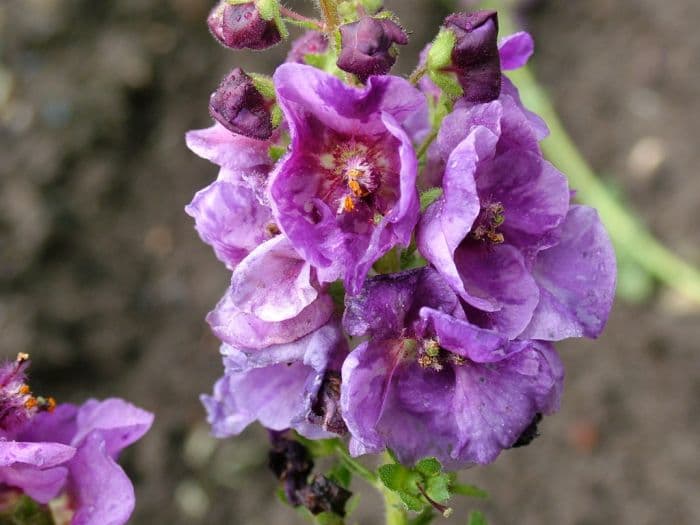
top-left (498, 32), bottom-right (534, 70)
top-left (450, 341), bottom-right (563, 465)
top-left (0, 463), bottom-right (69, 503)
top-left (71, 399), bottom-right (154, 458)
top-left (185, 180), bottom-right (273, 270)
top-left (185, 123), bottom-right (272, 176)
top-left (521, 206), bottom-right (617, 340)
top-left (16, 403), bottom-right (78, 445)
top-left (453, 243), bottom-right (540, 338)
top-left (228, 236), bottom-right (318, 322)
top-left (207, 282), bottom-right (334, 349)
top-left (0, 441), bottom-right (75, 468)
top-left (69, 431), bottom-right (135, 525)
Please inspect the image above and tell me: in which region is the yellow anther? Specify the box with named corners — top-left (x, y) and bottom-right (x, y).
top-left (342, 195), bottom-right (355, 213)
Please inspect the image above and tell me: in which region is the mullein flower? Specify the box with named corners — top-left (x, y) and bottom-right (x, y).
top-left (270, 63), bottom-right (425, 293)
top-left (208, 0), bottom-right (282, 51)
top-left (340, 268), bottom-right (563, 468)
top-left (418, 72), bottom-right (616, 339)
top-left (0, 355), bottom-right (153, 525)
top-left (336, 16), bottom-right (408, 82)
top-left (286, 31), bottom-right (329, 64)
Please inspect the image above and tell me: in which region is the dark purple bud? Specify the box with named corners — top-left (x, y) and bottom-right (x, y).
top-left (297, 475), bottom-right (352, 517)
top-left (337, 16), bottom-right (408, 82)
top-left (444, 10), bottom-right (501, 103)
top-left (207, 1), bottom-right (282, 51)
top-left (286, 31), bottom-right (330, 64)
top-left (309, 371), bottom-right (347, 435)
top-left (209, 68), bottom-right (273, 140)
top-left (268, 432), bottom-right (314, 506)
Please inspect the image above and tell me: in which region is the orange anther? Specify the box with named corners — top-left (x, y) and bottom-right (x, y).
top-left (25, 397), bottom-right (38, 410)
top-left (342, 196), bottom-right (355, 213)
top-left (19, 385), bottom-right (31, 395)
top-left (348, 179), bottom-right (366, 197)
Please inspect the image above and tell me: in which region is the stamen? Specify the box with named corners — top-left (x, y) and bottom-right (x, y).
top-left (341, 195), bottom-right (355, 213)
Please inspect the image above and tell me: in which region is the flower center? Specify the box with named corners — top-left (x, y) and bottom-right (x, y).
top-left (471, 202), bottom-right (505, 244)
top-left (1, 353), bottom-right (56, 436)
top-left (416, 338), bottom-right (465, 372)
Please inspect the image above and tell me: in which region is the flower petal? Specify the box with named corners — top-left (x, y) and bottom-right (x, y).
top-left (521, 206), bottom-right (617, 340)
top-left (498, 32), bottom-right (534, 70)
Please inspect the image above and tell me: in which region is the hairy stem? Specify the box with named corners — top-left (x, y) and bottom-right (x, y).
top-left (383, 487), bottom-right (409, 525)
top-left (488, 0), bottom-right (700, 303)
top-left (333, 442), bottom-right (378, 486)
top-left (280, 6), bottom-right (323, 30)
top-left (318, 0), bottom-right (340, 32)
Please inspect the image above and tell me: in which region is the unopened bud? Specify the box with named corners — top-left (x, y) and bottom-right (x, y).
top-left (337, 16), bottom-right (408, 82)
top-left (209, 68), bottom-right (273, 140)
top-left (207, 1), bottom-right (282, 51)
top-left (443, 11), bottom-right (501, 102)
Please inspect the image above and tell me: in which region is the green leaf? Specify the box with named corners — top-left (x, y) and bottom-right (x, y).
top-left (451, 483), bottom-right (489, 499)
top-left (378, 463), bottom-right (411, 491)
top-left (249, 73), bottom-right (276, 99)
top-left (315, 512), bottom-right (345, 525)
top-left (428, 70), bottom-right (462, 99)
top-left (409, 508), bottom-right (436, 525)
top-left (399, 491), bottom-right (425, 512)
top-left (328, 281), bottom-right (346, 313)
top-left (467, 510), bottom-right (488, 525)
top-left (360, 0), bottom-right (383, 14)
top-left (415, 457), bottom-right (441, 477)
top-left (269, 144), bottom-right (287, 162)
top-left (425, 475), bottom-right (451, 503)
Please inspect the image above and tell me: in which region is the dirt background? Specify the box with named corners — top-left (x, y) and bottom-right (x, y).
top-left (1, 0), bottom-right (699, 524)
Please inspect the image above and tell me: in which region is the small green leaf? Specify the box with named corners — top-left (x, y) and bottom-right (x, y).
top-left (428, 70), bottom-right (463, 99)
top-left (409, 508), bottom-right (436, 525)
top-left (399, 491), bottom-right (425, 512)
top-left (249, 73), bottom-right (276, 99)
top-left (360, 0), bottom-right (383, 14)
top-left (378, 463), bottom-right (411, 491)
top-left (451, 483), bottom-right (488, 499)
top-left (315, 512), bottom-right (345, 525)
top-left (269, 144), bottom-right (287, 162)
top-left (467, 510), bottom-right (488, 525)
top-left (415, 457), bottom-right (441, 477)
top-left (425, 475), bottom-right (451, 503)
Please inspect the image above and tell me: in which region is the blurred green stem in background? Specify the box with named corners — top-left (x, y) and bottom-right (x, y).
top-left (479, 0), bottom-right (700, 304)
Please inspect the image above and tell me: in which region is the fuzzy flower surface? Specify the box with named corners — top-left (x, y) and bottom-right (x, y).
top-left (270, 64), bottom-right (425, 293)
top-left (0, 357), bottom-right (153, 525)
top-left (340, 268), bottom-right (563, 468)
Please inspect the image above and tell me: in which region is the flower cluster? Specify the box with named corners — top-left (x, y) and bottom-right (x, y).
top-left (0, 354), bottom-right (153, 524)
top-left (188, 2), bottom-right (615, 475)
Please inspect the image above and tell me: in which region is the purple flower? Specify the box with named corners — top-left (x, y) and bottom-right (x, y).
top-left (270, 64), bottom-right (425, 293)
top-left (418, 72), bottom-right (615, 339)
top-left (209, 68), bottom-right (273, 140)
top-left (0, 356), bottom-right (153, 525)
top-left (340, 268), bottom-right (563, 468)
top-left (202, 317), bottom-right (348, 439)
top-left (206, 235), bottom-right (335, 349)
top-left (443, 11), bottom-right (502, 103)
top-left (208, 1), bottom-right (282, 51)
top-left (337, 17), bottom-right (408, 82)
top-left (286, 31), bottom-right (329, 64)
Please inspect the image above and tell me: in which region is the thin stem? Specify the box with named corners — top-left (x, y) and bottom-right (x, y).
top-left (280, 6), bottom-right (324, 30)
top-left (318, 0), bottom-right (340, 32)
top-left (409, 65), bottom-right (428, 86)
top-left (489, 1), bottom-right (700, 304)
top-left (333, 442), bottom-right (378, 486)
top-left (417, 129), bottom-right (438, 160)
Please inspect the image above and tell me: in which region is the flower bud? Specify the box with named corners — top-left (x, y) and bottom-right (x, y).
top-left (209, 68), bottom-right (273, 140)
top-left (443, 11), bottom-right (501, 102)
top-left (286, 31), bottom-right (329, 64)
top-left (337, 16), bottom-right (408, 82)
top-left (207, 1), bottom-right (282, 51)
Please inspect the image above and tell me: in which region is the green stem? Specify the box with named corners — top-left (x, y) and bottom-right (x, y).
top-left (409, 65), bottom-right (428, 85)
top-left (416, 129), bottom-right (438, 161)
top-left (490, 1), bottom-right (700, 303)
top-left (318, 0), bottom-right (340, 32)
top-left (333, 442), bottom-right (378, 486)
top-left (383, 486), bottom-right (409, 525)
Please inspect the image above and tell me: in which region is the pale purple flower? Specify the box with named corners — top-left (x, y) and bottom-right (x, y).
top-left (269, 64), bottom-right (425, 293)
top-left (202, 318), bottom-right (348, 439)
top-left (340, 268), bottom-right (563, 468)
top-left (0, 357), bottom-right (153, 525)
